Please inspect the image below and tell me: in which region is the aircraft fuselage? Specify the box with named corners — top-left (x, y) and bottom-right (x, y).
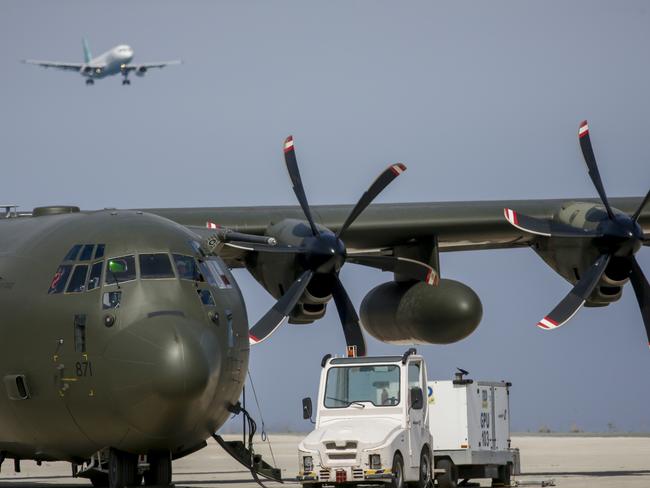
top-left (0, 209), bottom-right (249, 462)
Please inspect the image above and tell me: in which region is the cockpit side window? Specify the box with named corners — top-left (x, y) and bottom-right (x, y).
top-left (63, 245), bottom-right (82, 262)
top-left (87, 261), bottom-right (103, 291)
top-left (104, 255), bottom-right (136, 285)
top-left (66, 264), bottom-right (89, 293)
top-left (48, 265), bottom-right (72, 294)
top-left (140, 253), bottom-right (175, 279)
top-left (79, 244), bottom-right (95, 261)
top-left (172, 254), bottom-right (201, 281)
top-left (94, 244), bottom-right (105, 260)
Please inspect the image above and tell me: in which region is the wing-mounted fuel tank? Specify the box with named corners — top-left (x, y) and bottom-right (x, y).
top-left (245, 219), bottom-right (331, 323)
top-left (531, 201), bottom-right (632, 305)
top-left (360, 279), bottom-right (482, 344)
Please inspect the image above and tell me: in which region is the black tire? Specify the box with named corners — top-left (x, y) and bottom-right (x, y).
top-left (391, 452), bottom-right (405, 488)
top-left (108, 448), bottom-right (137, 488)
top-left (144, 450), bottom-right (172, 486)
top-left (414, 447), bottom-right (432, 488)
top-left (435, 458), bottom-right (458, 488)
top-left (492, 463), bottom-right (512, 487)
top-left (89, 472), bottom-right (109, 487)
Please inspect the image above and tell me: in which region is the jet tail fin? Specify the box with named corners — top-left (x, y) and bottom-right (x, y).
top-left (82, 37), bottom-right (92, 63)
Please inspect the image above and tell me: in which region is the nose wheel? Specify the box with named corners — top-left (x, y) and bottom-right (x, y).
top-left (85, 79), bottom-right (94, 85)
top-left (122, 78), bottom-right (131, 85)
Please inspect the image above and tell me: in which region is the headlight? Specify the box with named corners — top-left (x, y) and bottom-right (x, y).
top-left (369, 454), bottom-right (381, 469)
top-left (303, 456), bottom-right (313, 472)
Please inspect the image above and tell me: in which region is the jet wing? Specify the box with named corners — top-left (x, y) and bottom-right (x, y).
top-left (23, 60), bottom-right (84, 71)
top-left (122, 60), bottom-right (181, 72)
top-left (147, 196), bottom-right (650, 268)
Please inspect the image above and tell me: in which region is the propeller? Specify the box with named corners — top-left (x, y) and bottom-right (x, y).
top-left (246, 136), bottom-right (439, 355)
top-left (503, 120), bottom-right (650, 347)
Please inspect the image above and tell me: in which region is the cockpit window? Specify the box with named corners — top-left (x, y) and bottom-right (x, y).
top-left (48, 265), bottom-right (72, 294)
top-left (199, 259), bottom-right (232, 289)
top-left (87, 261), bottom-right (103, 291)
top-left (140, 253), bottom-right (174, 279)
top-left (63, 245), bottom-right (82, 262)
top-left (172, 254), bottom-right (201, 281)
top-left (66, 264), bottom-right (89, 293)
top-left (103, 291), bottom-right (122, 309)
top-left (104, 255), bottom-right (136, 285)
top-left (94, 244), bottom-right (105, 260)
top-left (79, 244), bottom-right (94, 261)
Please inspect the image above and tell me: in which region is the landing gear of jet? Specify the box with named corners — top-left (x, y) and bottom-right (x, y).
top-left (108, 448), bottom-right (138, 488)
top-left (85, 78), bottom-right (94, 85)
top-left (144, 450), bottom-right (172, 486)
top-left (122, 78), bottom-right (131, 85)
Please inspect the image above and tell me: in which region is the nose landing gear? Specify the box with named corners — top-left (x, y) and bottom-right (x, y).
top-left (122, 78), bottom-right (131, 85)
top-left (85, 79), bottom-right (94, 85)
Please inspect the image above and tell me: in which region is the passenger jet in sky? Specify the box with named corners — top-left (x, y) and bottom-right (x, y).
top-left (23, 38), bottom-right (181, 85)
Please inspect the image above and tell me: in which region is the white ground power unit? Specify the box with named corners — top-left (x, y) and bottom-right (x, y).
top-left (428, 373), bottom-right (521, 487)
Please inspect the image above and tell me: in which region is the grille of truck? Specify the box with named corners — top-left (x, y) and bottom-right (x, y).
top-left (328, 453), bottom-right (356, 460)
top-left (325, 441), bottom-right (357, 450)
top-left (352, 468), bottom-right (364, 479)
top-left (319, 469), bottom-right (330, 480)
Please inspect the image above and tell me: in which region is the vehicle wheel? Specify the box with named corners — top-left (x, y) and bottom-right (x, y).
top-left (89, 472), bottom-right (109, 487)
top-left (144, 450), bottom-right (172, 486)
top-left (108, 448), bottom-right (137, 488)
top-left (492, 463), bottom-right (512, 487)
top-left (414, 447), bottom-right (432, 488)
top-left (391, 452), bottom-right (405, 488)
top-left (435, 458), bottom-right (458, 488)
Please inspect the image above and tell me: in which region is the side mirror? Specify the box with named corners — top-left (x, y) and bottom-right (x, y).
top-left (410, 387), bottom-right (424, 410)
top-left (302, 397), bottom-right (313, 421)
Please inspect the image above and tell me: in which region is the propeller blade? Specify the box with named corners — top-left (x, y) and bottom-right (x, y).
top-left (632, 188), bottom-right (650, 222)
top-left (578, 120), bottom-right (616, 220)
top-left (628, 257), bottom-right (650, 349)
top-left (537, 254), bottom-right (610, 330)
top-left (347, 254), bottom-right (439, 285)
top-left (336, 163), bottom-right (407, 239)
top-left (503, 208), bottom-right (603, 238)
top-left (225, 241), bottom-right (307, 254)
top-left (248, 270), bottom-right (314, 345)
top-left (331, 276), bottom-right (367, 356)
top-left (283, 136), bottom-right (319, 236)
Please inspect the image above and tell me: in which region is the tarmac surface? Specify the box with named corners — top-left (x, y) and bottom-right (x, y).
top-left (0, 434), bottom-right (649, 488)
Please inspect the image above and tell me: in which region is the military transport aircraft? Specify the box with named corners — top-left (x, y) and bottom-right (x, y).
top-left (23, 38), bottom-right (180, 85)
top-left (0, 121), bottom-right (647, 487)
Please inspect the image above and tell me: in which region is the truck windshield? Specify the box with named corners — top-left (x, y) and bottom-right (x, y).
top-left (324, 365), bottom-right (400, 408)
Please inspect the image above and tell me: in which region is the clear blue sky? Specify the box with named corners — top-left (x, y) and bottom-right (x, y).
top-left (1, 0), bottom-right (649, 433)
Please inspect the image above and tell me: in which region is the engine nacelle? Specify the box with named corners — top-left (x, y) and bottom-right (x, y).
top-left (360, 279), bottom-right (482, 344)
top-left (245, 219), bottom-right (331, 324)
top-left (136, 66), bottom-right (148, 77)
top-left (531, 201), bottom-right (630, 306)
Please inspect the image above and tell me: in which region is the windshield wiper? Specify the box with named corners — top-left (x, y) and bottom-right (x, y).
top-left (326, 396), bottom-right (366, 408)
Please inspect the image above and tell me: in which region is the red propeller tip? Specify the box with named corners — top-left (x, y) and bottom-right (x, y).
top-left (390, 163), bottom-right (407, 175)
top-left (578, 120), bottom-right (589, 138)
top-left (283, 136), bottom-right (294, 153)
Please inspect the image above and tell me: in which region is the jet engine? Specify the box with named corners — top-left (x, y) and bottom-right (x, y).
top-left (136, 66), bottom-right (148, 76)
top-left (360, 279), bottom-right (482, 344)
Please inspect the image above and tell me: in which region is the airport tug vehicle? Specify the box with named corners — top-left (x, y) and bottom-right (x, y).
top-left (297, 349), bottom-right (433, 488)
top-left (428, 371), bottom-right (520, 487)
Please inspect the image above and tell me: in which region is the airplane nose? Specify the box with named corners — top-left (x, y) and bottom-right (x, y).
top-left (102, 314), bottom-right (221, 437)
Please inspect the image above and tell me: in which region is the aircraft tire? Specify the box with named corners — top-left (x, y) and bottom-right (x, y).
top-left (144, 450), bottom-right (172, 486)
top-left (108, 448), bottom-right (137, 488)
top-left (88, 472), bottom-right (108, 487)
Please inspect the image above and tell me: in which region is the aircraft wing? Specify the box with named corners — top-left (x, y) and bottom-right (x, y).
top-left (23, 60), bottom-right (84, 71)
top-left (122, 60), bottom-right (182, 72)
top-left (147, 196), bottom-right (650, 268)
